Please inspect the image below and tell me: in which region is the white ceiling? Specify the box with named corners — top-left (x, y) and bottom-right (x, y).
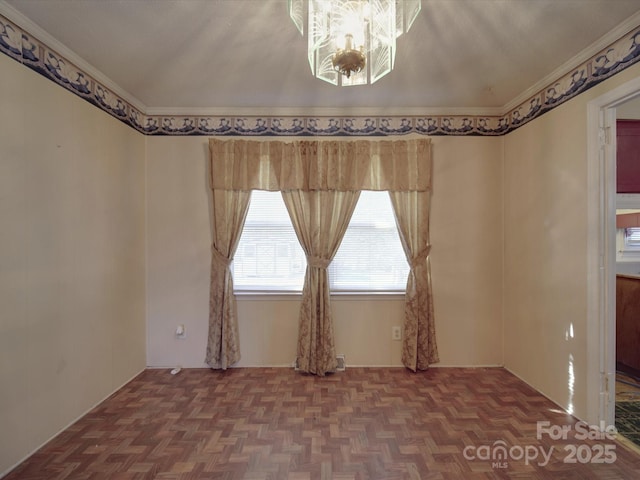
top-left (4, 0), bottom-right (640, 114)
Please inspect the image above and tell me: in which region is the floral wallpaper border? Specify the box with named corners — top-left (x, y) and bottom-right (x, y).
top-left (1, 12), bottom-right (639, 137)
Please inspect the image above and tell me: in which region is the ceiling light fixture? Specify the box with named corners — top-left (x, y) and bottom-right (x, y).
top-left (288, 0), bottom-right (421, 86)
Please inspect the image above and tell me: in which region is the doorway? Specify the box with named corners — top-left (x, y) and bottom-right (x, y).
top-left (613, 103), bottom-right (640, 447)
top-left (587, 75), bottom-right (640, 437)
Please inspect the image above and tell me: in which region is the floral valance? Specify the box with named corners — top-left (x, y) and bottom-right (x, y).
top-left (209, 138), bottom-right (431, 192)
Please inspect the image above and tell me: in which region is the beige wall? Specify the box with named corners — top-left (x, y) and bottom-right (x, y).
top-left (503, 62), bottom-right (640, 420)
top-left (0, 55), bottom-right (147, 475)
top-left (145, 135), bottom-right (504, 368)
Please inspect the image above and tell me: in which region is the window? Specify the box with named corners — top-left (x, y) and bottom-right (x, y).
top-left (625, 227), bottom-right (640, 249)
top-left (616, 226), bottom-right (640, 261)
top-left (616, 204), bottom-right (640, 260)
top-left (233, 190), bottom-right (409, 292)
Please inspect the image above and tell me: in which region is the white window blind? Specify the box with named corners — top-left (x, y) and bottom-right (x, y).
top-left (233, 190), bottom-right (409, 292)
top-left (625, 227), bottom-right (640, 249)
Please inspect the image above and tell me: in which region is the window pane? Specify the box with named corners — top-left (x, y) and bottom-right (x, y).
top-left (233, 191), bottom-right (306, 291)
top-left (329, 191), bottom-right (409, 291)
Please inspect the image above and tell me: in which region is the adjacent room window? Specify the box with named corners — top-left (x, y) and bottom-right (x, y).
top-left (616, 226), bottom-right (640, 261)
top-left (233, 190), bottom-right (409, 292)
top-left (624, 227), bottom-right (640, 250)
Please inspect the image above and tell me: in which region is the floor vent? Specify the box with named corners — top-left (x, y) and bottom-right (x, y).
top-left (293, 355), bottom-right (346, 372)
top-left (336, 354), bottom-right (346, 371)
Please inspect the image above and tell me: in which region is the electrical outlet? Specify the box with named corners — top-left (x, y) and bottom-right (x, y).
top-left (392, 326), bottom-right (402, 341)
top-left (176, 324), bottom-right (186, 339)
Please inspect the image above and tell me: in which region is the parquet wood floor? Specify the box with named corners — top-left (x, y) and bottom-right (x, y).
top-left (5, 367), bottom-right (640, 479)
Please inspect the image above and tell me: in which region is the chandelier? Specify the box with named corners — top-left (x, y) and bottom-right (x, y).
top-left (288, 0), bottom-right (421, 86)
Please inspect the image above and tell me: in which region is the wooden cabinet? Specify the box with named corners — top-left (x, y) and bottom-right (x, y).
top-left (616, 275), bottom-right (640, 376)
top-left (617, 120), bottom-right (640, 193)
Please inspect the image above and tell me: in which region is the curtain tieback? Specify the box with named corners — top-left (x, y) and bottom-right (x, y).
top-left (211, 246), bottom-right (232, 268)
top-left (307, 256), bottom-right (330, 269)
top-left (410, 245), bottom-right (431, 270)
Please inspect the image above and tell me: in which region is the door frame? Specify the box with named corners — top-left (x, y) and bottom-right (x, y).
top-left (587, 75), bottom-right (640, 427)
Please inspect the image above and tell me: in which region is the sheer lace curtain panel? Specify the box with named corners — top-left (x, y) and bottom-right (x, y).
top-left (206, 138), bottom-right (438, 375)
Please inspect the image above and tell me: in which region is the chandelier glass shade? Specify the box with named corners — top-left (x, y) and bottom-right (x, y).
top-left (288, 0), bottom-right (421, 86)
